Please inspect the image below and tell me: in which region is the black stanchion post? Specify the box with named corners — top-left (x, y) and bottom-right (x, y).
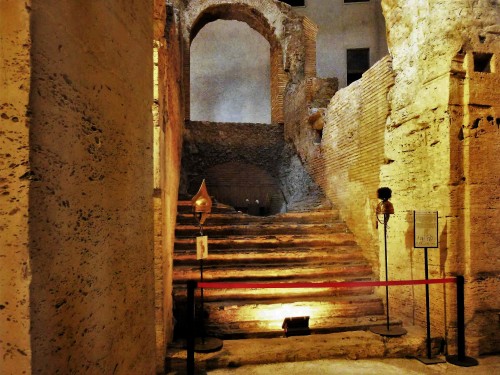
top-left (186, 280), bottom-right (196, 375)
top-left (446, 275), bottom-right (478, 367)
top-left (417, 248), bottom-right (445, 364)
top-left (424, 247), bottom-right (432, 359)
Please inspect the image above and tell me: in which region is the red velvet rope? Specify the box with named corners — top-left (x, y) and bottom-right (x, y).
top-left (197, 278), bottom-right (456, 289)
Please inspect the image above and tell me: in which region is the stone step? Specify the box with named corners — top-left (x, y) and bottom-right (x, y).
top-left (172, 262), bottom-right (373, 283)
top-left (173, 246), bottom-right (366, 266)
top-left (175, 296), bottom-right (385, 339)
top-left (175, 222), bottom-right (349, 238)
top-left (172, 276), bottom-right (376, 302)
top-left (174, 233), bottom-right (357, 250)
top-left (173, 199), bottom-right (384, 341)
top-left (167, 326), bottom-right (436, 371)
top-left (176, 210), bottom-right (340, 225)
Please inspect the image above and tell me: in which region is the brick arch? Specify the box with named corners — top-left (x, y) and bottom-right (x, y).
top-left (181, 0), bottom-right (317, 124)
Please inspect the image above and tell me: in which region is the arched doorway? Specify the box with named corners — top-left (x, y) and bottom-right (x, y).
top-left (190, 20), bottom-right (271, 123)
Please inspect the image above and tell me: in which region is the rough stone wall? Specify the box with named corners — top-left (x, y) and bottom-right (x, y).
top-left (285, 0), bottom-right (499, 356)
top-left (155, 2), bottom-right (185, 372)
top-left (0, 2), bottom-right (32, 374)
top-left (381, 0), bottom-right (499, 355)
top-left (181, 121), bottom-right (285, 196)
top-left (27, 1), bottom-right (156, 374)
top-left (448, 38), bottom-right (500, 355)
top-left (181, 121), bottom-right (326, 211)
top-left (206, 161), bottom-right (285, 213)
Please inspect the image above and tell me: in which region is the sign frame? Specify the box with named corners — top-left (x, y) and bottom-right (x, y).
top-left (196, 235), bottom-right (208, 260)
top-left (414, 211), bottom-right (439, 249)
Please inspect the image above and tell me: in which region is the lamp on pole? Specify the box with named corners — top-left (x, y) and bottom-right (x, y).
top-left (370, 187), bottom-right (407, 337)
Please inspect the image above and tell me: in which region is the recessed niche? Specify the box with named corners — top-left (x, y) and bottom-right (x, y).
top-left (314, 129), bottom-right (323, 144)
top-left (473, 52), bottom-right (493, 73)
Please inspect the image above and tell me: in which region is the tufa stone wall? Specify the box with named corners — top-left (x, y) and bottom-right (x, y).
top-left (0, 1), bottom-right (32, 374)
top-left (381, 0), bottom-right (499, 355)
top-left (26, 1), bottom-right (156, 374)
top-left (285, 0), bottom-right (499, 356)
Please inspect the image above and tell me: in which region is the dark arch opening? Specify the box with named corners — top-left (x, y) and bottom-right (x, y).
top-left (206, 161), bottom-right (286, 216)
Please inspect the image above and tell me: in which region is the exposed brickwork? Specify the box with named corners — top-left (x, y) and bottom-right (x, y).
top-left (271, 45), bottom-right (287, 124)
top-left (302, 16), bottom-right (318, 79)
top-left (286, 57), bottom-right (394, 266)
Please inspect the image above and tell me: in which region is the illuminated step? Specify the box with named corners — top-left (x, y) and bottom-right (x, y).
top-left (176, 210), bottom-right (339, 225)
top-left (175, 222), bottom-right (348, 237)
top-left (175, 298), bottom-right (387, 339)
top-left (204, 316), bottom-right (400, 339)
top-left (172, 277), bottom-right (376, 302)
top-left (174, 233), bottom-right (357, 250)
top-left (172, 263), bottom-right (373, 283)
top-left (173, 246), bottom-right (366, 265)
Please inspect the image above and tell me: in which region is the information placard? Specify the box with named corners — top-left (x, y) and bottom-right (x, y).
top-left (414, 211), bottom-right (439, 248)
top-left (196, 236), bottom-right (208, 260)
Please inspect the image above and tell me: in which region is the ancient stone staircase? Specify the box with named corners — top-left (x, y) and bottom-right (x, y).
top-left (173, 201), bottom-right (390, 339)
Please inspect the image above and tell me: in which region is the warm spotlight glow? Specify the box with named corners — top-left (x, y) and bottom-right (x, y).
top-left (238, 302), bottom-right (332, 331)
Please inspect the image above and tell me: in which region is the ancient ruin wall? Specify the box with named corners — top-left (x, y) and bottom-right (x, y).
top-left (285, 0), bottom-right (499, 356)
top-left (381, 0), bottom-right (499, 355)
top-left (28, 1), bottom-right (156, 373)
top-left (180, 0), bottom-right (309, 121)
top-left (0, 2), bottom-right (32, 374)
top-left (284, 57), bottom-right (392, 266)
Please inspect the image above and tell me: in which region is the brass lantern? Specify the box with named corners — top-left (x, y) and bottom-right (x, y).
top-left (376, 187), bottom-right (394, 224)
top-left (191, 179), bottom-right (212, 225)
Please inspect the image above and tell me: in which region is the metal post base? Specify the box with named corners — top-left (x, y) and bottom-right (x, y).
top-left (194, 337), bottom-right (223, 353)
top-left (446, 355), bottom-right (479, 367)
top-left (416, 356), bottom-right (446, 365)
top-left (369, 325), bottom-right (407, 337)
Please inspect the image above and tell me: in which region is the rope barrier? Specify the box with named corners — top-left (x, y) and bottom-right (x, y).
top-left (198, 278), bottom-right (456, 289)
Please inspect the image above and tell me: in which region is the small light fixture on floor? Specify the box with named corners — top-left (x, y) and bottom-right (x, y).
top-left (282, 316), bottom-right (310, 337)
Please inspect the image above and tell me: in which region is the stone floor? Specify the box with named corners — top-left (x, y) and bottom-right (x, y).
top-left (207, 356), bottom-right (500, 375)
top-left (166, 325), bottom-right (499, 374)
